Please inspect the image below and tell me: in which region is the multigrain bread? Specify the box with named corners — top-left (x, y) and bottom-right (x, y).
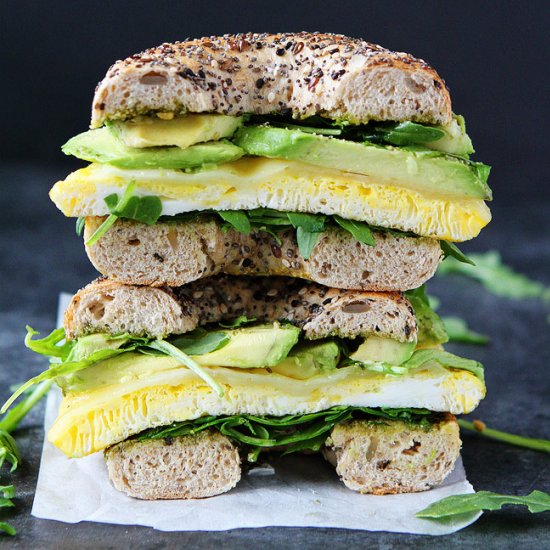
top-left (105, 430), bottom-right (241, 499)
top-left (323, 415), bottom-right (461, 494)
top-left (84, 217), bottom-right (442, 291)
top-left (104, 417), bottom-right (459, 499)
top-left (64, 275), bottom-right (417, 342)
top-left (91, 33), bottom-right (451, 128)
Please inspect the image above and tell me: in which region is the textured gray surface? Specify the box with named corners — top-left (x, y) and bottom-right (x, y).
top-left (0, 163), bottom-right (549, 548)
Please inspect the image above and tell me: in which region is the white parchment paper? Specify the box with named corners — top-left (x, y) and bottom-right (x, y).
top-left (31, 294), bottom-right (481, 534)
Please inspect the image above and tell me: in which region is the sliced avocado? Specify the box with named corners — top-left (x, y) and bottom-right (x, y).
top-left (62, 127), bottom-right (244, 170)
top-left (350, 335), bottom-right (416, 365)
top-left (234, 126), bottom-right (491, 200)
top-left (428, 115), bottom-right (474, 157)
top-left (191, 323), bottom-right (300, 368)
top-left (110, 114), bottom-right (243, 149)
top-left (270, 340), bottom-right (340, 379)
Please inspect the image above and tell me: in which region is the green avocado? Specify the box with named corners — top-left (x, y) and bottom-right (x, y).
top-left (233, 126), bottom-right (491, 200)
top-left (350, 335), bottom-right (416, 366)
top-left (62, 127), bottom-right (244, 170)
top-left (428, 115), bottom-right (474, 157)
top-left (109, 114), bottom-right (243, 149)
top-left (270, 340), bottom-right (340, 379)
top-left (191, 323), bottom-right (300, 368)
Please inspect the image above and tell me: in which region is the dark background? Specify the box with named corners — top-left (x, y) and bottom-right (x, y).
top-left (0, 1), bottom-right (549, 547)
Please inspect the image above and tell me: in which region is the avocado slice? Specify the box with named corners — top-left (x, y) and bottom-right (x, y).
top-left (270, 340), bottom-right (340, 379)
top-left (109, 114), bottom-right (243, 149)
top-left (427, 115), bottom-right (474, 157)
top-left (350, 335), bottom-right (416, 366)
top-left (62, 127), bottom-right (244, 170)
top-left (233, 126), bottom-right (491, 200)
top-left (190, 323), bottom-right (300, 368)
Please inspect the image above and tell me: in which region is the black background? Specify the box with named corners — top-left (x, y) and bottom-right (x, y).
top-left (0, 1), bottom-right (549, 547)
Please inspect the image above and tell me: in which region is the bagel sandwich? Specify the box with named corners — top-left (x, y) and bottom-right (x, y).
top-left (48, 32), bottom-right (492, 290)
top-left (8, 33), bottom-right (492, 502)
top-left (10, 276), bottom-right (484, 497)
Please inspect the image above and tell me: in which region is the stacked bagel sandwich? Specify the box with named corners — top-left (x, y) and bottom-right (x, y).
top-left (9, 33), bottom-right (491, 499)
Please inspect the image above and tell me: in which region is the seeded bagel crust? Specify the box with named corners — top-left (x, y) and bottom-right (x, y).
top-left (105, 430), bottom-right (241, 499)
top-left (91, 32), bottom-right (451, 128)
top-left (83, 217), bottom-right (442, 291)
top-left (324, 414), bottom-right (461, 494)
top-left (64, 275), bottom-right (417, 343)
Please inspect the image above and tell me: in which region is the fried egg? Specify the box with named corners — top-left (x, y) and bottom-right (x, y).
top-left (49, 352), bottom-right (485, 457)
top-left (49, 158), bottom-right (491, 242)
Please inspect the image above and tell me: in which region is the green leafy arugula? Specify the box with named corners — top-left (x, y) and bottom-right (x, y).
top-left (440, 241), bottom-right (475, 266)
top-left (377, 121), bottom-right (445, 146)
top-left (136, 406), bottom-right (436, 461)
top-left (458, 419), bottom-right (550, 454)
top-left (1, 326), bottom-right (231, 413)
top-left (0, 381), bottom-right (52, 536)
top-left (333, 216), bottom-right (375, 246)
top-left (85, 181), bottom-right (162, 246)
top-left (416, 490), bottom-right (550, 519)
top-left (77, 183), bottom-right (477, 267)
top-left (0, 484), bottom-right (16, 536)
top-left (442, 316), bottom-right (489, 345)
top-left (287, 212), bottom-right (326, 259)
top-left (405, 286), bottom-right (449, 347)
top-left (437, 250), bottom-right (550, 301)
top-left (219, 208), bottom-right (376, 260)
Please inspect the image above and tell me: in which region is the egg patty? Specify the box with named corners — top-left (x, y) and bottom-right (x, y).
top-left (50, 158), bottom-right (491, 242)
top-left (49, 353), bottom-right (485, 457)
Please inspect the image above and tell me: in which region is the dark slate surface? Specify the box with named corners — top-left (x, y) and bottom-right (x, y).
top-left (0, 163), bottom-right (549, 548)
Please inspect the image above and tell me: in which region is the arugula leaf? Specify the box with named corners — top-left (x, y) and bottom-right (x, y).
top-left (219, 316), bottom-right (257, 329)
top-left (458, 419), bottom-right (550, 454)
top-left (3, 346), bottom-right (128, 412)
top-left (440, 241), bottom-right (475, 266)
top-left (137, 406), bottom-right (437, 459)
top-left (442, 316), bottom-right (489, 345)
top-left (170, 330), bottom-right (230, 356)
top-left (0, 522), bottom-right (16, 536)
top-left (24, 326), bottom-right (72, 359)
top-left (86, 181), bottom-right (163, 246)
top-left (140, 340), bottom-right (224, 397)
top-left (382, 121), bottom-right (446, 146)
top-left (248, 208), bottom-right (292, 226)
top-left (286, 212), bottom-right (325, 260)
top-left (294, 227), bottom-right (320, 260)
top-left (286, 212), bottom-right (326, 233)
top-left (417, 490), bottom-right (550, 519)
top-left (218, 211), bottom-right (251, 234)
top-left (405, 349), bottom-right (484, 382)
top-left (0, 431), bottom-right (20, 472)
top-left (0, 381), bottom-right (51, 537)
top-left (0, 381), bottom-right (52, 438)
top-left (405, 286), bottom-right (449, 347)
top-left (75, 217), bottom-right (85, 236)
top-left (106, 195), bottom-right (162, 225)
top-left (85, 182), bottom-right (136, 246)
top-left (438, 250), bottom-right (550, 301)
top-left (333, 216), bottom-right (375, 246)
